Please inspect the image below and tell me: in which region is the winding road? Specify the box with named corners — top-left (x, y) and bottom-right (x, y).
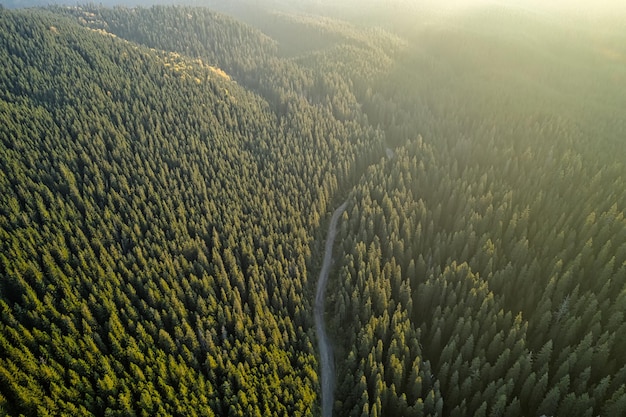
top-left (315, 201), bottom-right (348, 417)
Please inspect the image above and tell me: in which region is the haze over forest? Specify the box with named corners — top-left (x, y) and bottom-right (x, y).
top-left (0, 0), bottom-right (625, 416)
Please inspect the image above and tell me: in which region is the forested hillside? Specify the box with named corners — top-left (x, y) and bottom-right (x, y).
top-left (1, 2), bottom-right (625, 417)
top-left (0, 5), bottom-right (387, 416)
top-left (326, 6), bottom-right (626, 417)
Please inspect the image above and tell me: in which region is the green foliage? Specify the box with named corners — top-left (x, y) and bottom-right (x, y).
top-left (1, 3), bottom-right (625, 417)
top-left (326, 8), bottom-right (626, 413)
top-left (0, 5), bottom-right (387, 416)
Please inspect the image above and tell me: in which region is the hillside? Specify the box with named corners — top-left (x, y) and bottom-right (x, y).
top-left (0, 5), bottom-right (387, 416)
top-left (1, 3), bottom-right (625, 417)
top-left (326, 5), bottom-right (626, 417)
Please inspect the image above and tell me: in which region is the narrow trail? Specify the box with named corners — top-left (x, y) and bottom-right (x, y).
top-left (315, 201), bottom-right (348, 417)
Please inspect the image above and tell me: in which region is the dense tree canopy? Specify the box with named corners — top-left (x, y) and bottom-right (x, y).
top-left (326, 7), bottom-right (626, 417)
top-left (0, 5), bottom-right (389, 415)
top-left (1, 3), bottom-right (624, 417)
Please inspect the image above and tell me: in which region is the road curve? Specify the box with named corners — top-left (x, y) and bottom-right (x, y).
top-left (315, 201), bottom-right (348, 417)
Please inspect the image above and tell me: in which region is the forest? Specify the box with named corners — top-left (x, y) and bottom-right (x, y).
top-left (0, 1), bottom-right (625, 416)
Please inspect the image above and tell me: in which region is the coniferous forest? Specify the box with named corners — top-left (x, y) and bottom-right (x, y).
top-left (0, 1), bottom-right (625, 416)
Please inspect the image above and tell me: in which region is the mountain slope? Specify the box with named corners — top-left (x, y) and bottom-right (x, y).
top-left (0, 6), bottom-right (388, 416)
top-left (2, 4), bottom-right (625, 417)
